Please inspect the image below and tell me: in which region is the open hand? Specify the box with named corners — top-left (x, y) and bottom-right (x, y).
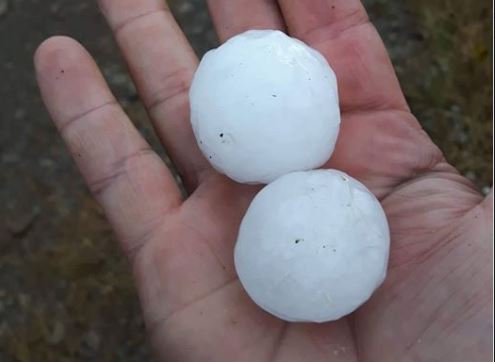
top-left (35, 1), bottom-right (492, 361)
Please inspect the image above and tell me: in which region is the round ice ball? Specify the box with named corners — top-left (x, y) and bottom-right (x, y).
top-left (189, 30), bottom-right (340, 184)
top-left (234, 170), bottom-right (390, 322)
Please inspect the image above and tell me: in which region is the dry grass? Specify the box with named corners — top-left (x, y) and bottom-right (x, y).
top-left (402, 0), bottom-right (492, 189)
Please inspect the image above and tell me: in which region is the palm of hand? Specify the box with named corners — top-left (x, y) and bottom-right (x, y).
top-left (35, 1), bottom-right (492, 361)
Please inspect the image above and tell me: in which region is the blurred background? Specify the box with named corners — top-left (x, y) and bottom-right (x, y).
top-left (0, 0), bottom-right (492, 360)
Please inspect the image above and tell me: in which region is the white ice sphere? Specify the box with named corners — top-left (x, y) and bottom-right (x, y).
top-left (189, 30), bottom-right (340, 184)
top-left (234, 170), bottom-right (390, 322)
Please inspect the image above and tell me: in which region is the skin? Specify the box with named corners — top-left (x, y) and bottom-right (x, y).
top-left (34, 1), bottom-right (492, 361)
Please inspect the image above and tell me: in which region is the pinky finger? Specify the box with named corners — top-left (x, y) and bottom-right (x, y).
top-left (35, 36), bottom-right (181, 257)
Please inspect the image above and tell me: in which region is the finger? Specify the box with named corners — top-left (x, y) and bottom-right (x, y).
top-left (325, 110), bottom-right (443, 199)
top-left (35, 36), bottom-right (181, 256)
top-left (278, 0), bottom-right (408, 112)
top-left (278, 0), bottom-right (367, 38)
top-left (98, 0), bottom-right (209, 190)
top-left (207, 0), bottom-right (285, 42)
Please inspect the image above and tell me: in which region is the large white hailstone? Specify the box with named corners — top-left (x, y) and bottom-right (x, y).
top-left (189, 30), bottom-right (340, 184)
top-left (234, 170), bottom-right (390, 322)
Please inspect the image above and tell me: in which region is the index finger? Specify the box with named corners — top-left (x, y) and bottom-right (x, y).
top-left (35, 37), bottom-right (182, 257)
